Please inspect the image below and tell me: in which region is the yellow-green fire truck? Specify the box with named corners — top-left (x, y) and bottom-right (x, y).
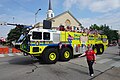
top-left (15, 28), bottom-right (108, 64)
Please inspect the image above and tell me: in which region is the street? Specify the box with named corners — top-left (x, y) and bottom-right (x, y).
top-left (0, 46), bottom-right (120, 80)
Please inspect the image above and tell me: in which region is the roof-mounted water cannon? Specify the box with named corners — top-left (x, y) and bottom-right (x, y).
top-left (7, 23), bottom-right (32, 29)
top-left (0, 21), bottom-right (32, 29)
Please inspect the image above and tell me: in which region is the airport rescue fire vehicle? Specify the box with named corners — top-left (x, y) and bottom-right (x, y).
top-left (15, 21), bottom-right (108, 64)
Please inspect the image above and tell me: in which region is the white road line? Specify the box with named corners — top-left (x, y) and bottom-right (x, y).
top-left (111, 62), bottom-right (120, 67)
top-left (97, 59), bottom-right (112, 64)
top-left (96, 56), bottom-right (101, 59)
top-left (114, 56), bottom-right (120, 59)
top-left (8, 54), bottom-right (14, 56)
top-left (0, 53), bottom-right (23, 58)
top-left (16, 53), bottom-right (22, 55)
top-left (0, 62), bottom-right (9, 65)
top-left (0, 54), bottom-right (5, 57)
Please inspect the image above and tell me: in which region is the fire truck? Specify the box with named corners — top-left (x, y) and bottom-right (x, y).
top-left (15, 21), bottom-right (108, 64)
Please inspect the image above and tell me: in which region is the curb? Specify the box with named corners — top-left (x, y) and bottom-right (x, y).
top-left (0, 53), bottom-right (23, 58)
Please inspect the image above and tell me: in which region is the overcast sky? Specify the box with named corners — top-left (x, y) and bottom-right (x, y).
top-left (0, 0), bottom-right (120, 38)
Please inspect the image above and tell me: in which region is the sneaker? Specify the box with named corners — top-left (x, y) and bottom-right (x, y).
top-left (90, 74), bottom-right (94, 77)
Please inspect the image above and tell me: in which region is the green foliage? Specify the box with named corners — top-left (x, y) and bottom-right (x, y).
top-left (90, 24), bottom-right (119, 43)
top-left (90, 24), bottom-right (100, 30)
top-left (7, 26), bottom-right (25, 42)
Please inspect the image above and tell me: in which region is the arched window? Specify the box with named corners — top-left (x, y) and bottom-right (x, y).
top-left (65, 19), bottom-right (71, 26)
top-left (51, 14), bottom-right (53, 17)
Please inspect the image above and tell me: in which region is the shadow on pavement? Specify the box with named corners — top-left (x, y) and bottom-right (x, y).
top-left (8, 56), bottom-right (40, 65)
top-left (8, 56), bottom-right (50, 65)
top-left (68, 67), bottom-right (88, 75)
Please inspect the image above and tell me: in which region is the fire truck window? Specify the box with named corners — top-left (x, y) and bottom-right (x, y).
top-left (43, 32), bottom-right (50, 40)
top-left (97, 37), bottom-right (101, 40)
top-left (88, 36), bottom-right (94, 40)
top-left (32, 32), bottom-right (42, 40)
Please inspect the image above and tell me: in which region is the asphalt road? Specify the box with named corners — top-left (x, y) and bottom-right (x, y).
top-left (0, 46), bottom-right (120, 80)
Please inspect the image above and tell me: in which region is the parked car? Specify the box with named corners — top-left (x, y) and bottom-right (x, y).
top-left (0, 37), bottom-right (6, 45)
top-left (108, 41), bottom-right (117, 47)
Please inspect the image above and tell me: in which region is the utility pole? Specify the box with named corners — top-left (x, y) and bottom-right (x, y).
top-left (13, 17), bottom-right (15, 23)
top-left (35, 9), bottom-right (41, 23)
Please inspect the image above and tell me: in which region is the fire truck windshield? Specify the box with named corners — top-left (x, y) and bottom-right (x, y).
top-left (32, 32), bottom-right (42, 40)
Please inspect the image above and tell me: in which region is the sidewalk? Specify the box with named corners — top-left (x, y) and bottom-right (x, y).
top-left (92, 67), bottom-right (120, 80)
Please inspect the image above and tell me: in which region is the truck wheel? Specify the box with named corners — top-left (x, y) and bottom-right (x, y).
top-left (93, 45), bottom-right (99, 55)
top-left (99, 45), bottom-right (104, 54)
top-left (59, 48), bottom-right (72, 61)
top-left (42, 48), bottom-right (58, 64)
top-left (94, 47), bottom-right (97, 54)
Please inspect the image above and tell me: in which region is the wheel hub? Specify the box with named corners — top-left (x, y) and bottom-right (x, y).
top-left (49, 53), bottom-right (56, 61)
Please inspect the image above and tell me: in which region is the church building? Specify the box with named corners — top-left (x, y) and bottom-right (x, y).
top-left (34, 0), bottom-right (82, 30)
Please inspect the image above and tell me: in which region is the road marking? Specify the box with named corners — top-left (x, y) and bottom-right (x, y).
top-left (96, 56), bottom-right (101, 59)
top-left (0, 62), bottom-right (9, 65)
top-left (111, 62), bottom-right (120, 67)
top-left (114, 56), bottom-right (120, 59)
top-left (0, 53), bottom-right (23, 58)
top-left (8, 54), bottom-right (14, 56)
top-left (0, 54), bottom-right (5, 57)
top-left (97, 59), bottom-right (112, 64)
top-left (16, 53), bottom-right (22, 55)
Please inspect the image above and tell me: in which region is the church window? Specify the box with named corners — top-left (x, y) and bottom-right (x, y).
top-left (51, 14), bottom-right (53, 17)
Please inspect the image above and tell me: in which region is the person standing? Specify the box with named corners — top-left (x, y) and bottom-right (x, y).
top-left (79, 46), bottom-right (96, 77)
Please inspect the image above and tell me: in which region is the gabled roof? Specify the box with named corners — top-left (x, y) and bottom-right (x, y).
top-left (49, 11), bottom-right (81, 26)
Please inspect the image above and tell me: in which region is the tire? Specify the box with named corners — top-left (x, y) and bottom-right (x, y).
top-left (59, 48), bottom-right (72, 61)
top-left (93, 45), bottom-right (104, 55)
top-left (92, 45), bottom-right (99, 55)
top-left (42, 48), bottom-right (58, 64)
top-left (98, 45), bottom-right (104, 54)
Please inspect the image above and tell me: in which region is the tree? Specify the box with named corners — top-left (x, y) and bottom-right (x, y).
top-left (90, 24), bottom-right (100, 30)
top-left (90, 24), bottom-right (119, 43)
top-left (7, 25), bottom-right (25, 43)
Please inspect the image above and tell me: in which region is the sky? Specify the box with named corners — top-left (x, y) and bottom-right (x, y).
top-left (0, 0), bottom-right (120, 38)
